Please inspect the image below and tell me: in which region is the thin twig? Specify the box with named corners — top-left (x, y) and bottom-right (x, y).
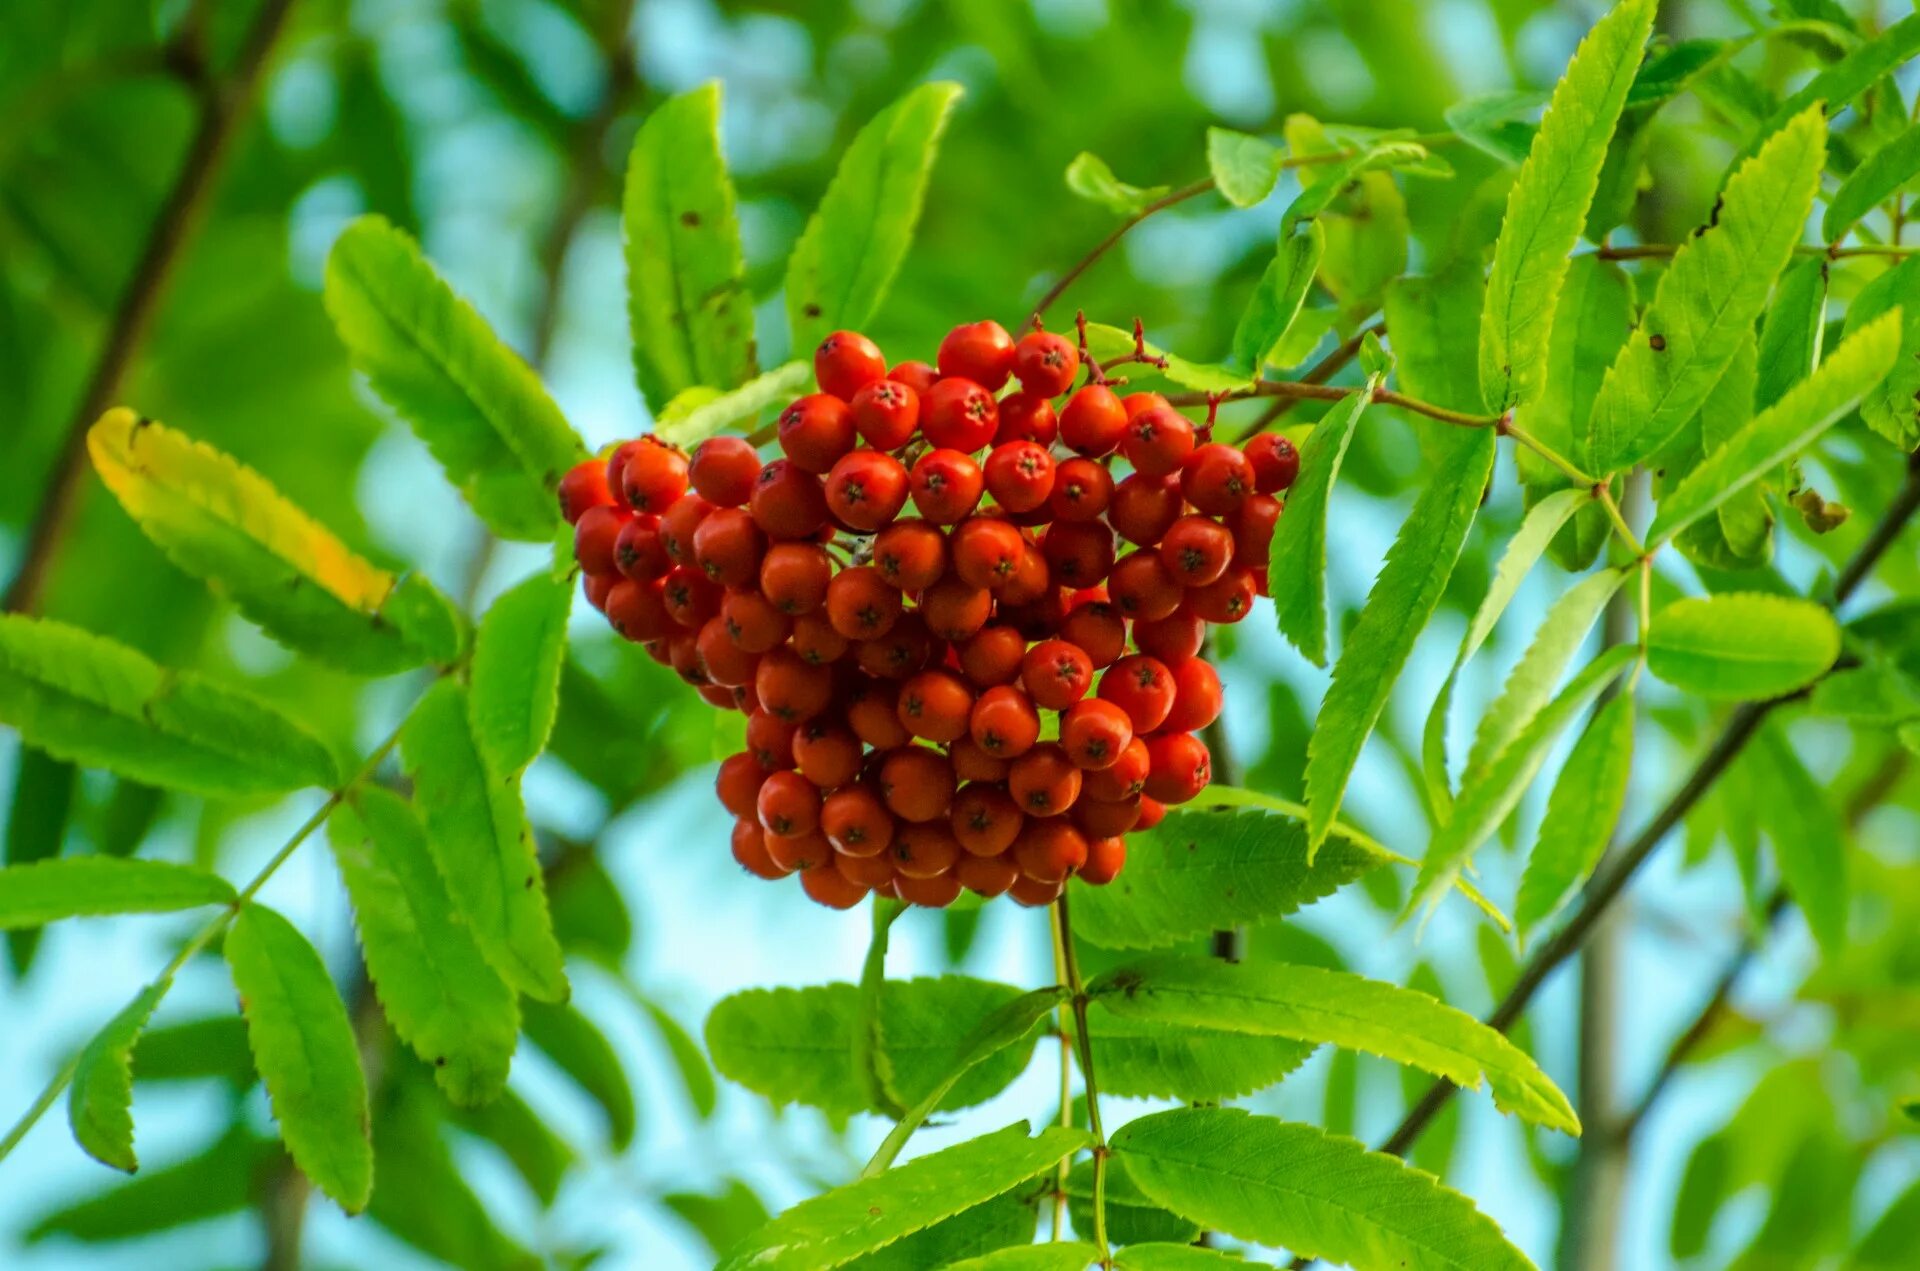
top-left (1054, 893), bottom-right (1111, 1267)
top-left (1167, 380), bottom-right (1504, 430)
top-left (1226, 321), bottom-right (1383, 445)
top-left (1028, 179), bottom-right (1215, 326)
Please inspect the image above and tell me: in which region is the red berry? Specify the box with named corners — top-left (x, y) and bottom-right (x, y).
top-left (717, 752), bottom-right (770, 819)
top-left (1084, 737), bottom-right (1150, 802)
top-left (1059, 599), bottom-right (1126, 668)
top-left (1009, 744), bottom-right (1083, 818)
top-left (1246, 433), bottom-right (1300, 493)
top-left (582, 571), bottom-right (617, 612)
top-left (856, 611), bottom-right (937, 680)
top-left (1098, 655), bottom-right (1175, 732)
top-left (1060, 385), bottom-right (1128, 456)
top-left (618, 439), bottom-right (690, 514)
top-left (951, 783), bottom-right (1022, 856)
top-left (951, 517), bottom-right (1027, 591)
top-left (1124, 404), bottom-right (1196, 477)
top-left (1135, 795), bottom-right (1166, 831)
top-left (1161, 657), bottom-right (1223, 733)
top-left (793, 721), bottom-right (862, 789)
top-left (1123, 392), bottom-right (1170, 421)
top-left (559, 459), bottom-right (615, 523)
top-left (688, 436), bottom-right (762, 507)
top-left (1228, 493), bottom-right (1281, 567)
top-left (693, 506), bottom-right (766, 587)
top-left (1159, 515), bottom-right (1235, 587)
top-left (1109, 472), bottom-right (1184, 546)
top-left (696, 616), bottom-right (759, 687)
top-left (848, 680), bottom-right (913, 750)
top-left (1060, 698), bottom-right (1135, 770)
top-left (898, 669), bottom-right (975, 744)
top-left (760, 542), bottom-right (833, 614)
top-left (733, 820), bottom-right (788, 879)
top-left (815, 330), bottom-right (887, 400)
top-left (1143, 731), bottom-right (1212, 804)
top-left (937, 320), bottom-right (1017, 390)
top-left (836, 849), bottom-right (896, 891)
top-left (996, 392), bottom-right (1059, 447)
top-left (605, 579), bottom-right (673, 642)
top-left (922, 378), bottom-right (999, 453)
top-left (747, 710), bottom-right (800, 770)
top-left (1073, 794), bottom-right (1141, 838)
top-left (574, 504), bottom-right (626, 576)
top-left (1009, 873), bottom-right (1066, 907)
top-left (1021, 638), bottom-right (1093, 711)
top-left (750, 460), bottom-right (830, 540)
top-left (895, 870), bottom-right (965, 908)
top-left (873, 519), bottom-right (949, 591)
top-left (614, 516), bottom-right (670, 580)
top-left (892, 820), bottom-right (962, 880)
top-left (826, 565), bottom-right (903, 640)
top-left (1182, 443), bottom-right (1256, 515)
top-left (955, 851), bottom-right (1021, 897)
top-left (970, 684), bottom-right (1041, 758)
top-left (1078, 835), bottom-right (1127, 885)
top-left (765, 829), bottom-right (833, 873)
top-left (789, 611), bottom-right (849, 667)
top-left (1187, 564), bottom-right (1257, 624)
top-left (755, 648), bottom-right (834, 722)
top-left (983, 441), bottom-right (1056, 514)
top-left (822, 785), bottom-right (895, 857)
top-left (850, 379), bottom-right (921, 450)
top-left (1041, 520), bottom-right (1117, 590)
top-left (909, 449), bottom-right (985, 524)
top-left (1012, 329), bottom-right (1081, 398)
top-left (758, 769), bottom-right (822, 837)
top-left (1109, 551), bottom-right (1185, 621)
top-left (802, 863), bottom-right (870, 909)
top-left (879, 747), bottom-right (955, 823)
top-left (659, 494), bottom-right (714, 567)
top-left (1048, 457), bottom-right (1114, 522)
top-left (889, 360), bottom-right (940, 395)
top-left (825, 449), bottom-right (910, 531)
top-left (778, 394), bottom-right (858, 474)
top-left (920, 577), bottom-right (993, 641)
top-left (1133, 608), bottom-right (1205, 665)
top-left (1011, 815), bottom-right (1087, 881)
top-left (958, 625), bottom-right (1027, 687)
top-left (996, 539), bottom-right (1052, 606)
top-left (721, 590), bottom-right (790, 654)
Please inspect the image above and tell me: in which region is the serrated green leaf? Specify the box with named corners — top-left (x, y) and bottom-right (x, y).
top-left (1423, 488), bottom-right (1587, 815)
top-left (1306, 429), bottom-right (1496, 856)
top-left (1207, 127), bottom-right (1283, 207)
top-left (1842, 256), bottom-right (1920, 450)
top-left (1093, 955), bottom-right (1577, 1133)
top-left (1444, 90), bottom-right (1543, 166)
top-left (664, 1180), bottom-right (772, 1259)
top-left (1647, 594), bottom-right (1840, 700)
top-left (448, 1086), bottom-right (573, 1206)
top-left (1068, 806), bottom-right (1387, 949)
top-left (469, 569), bottom-right (571, 776)
top-left (225, 903), bottom-right (372, 1213)
top-left (66, 979), bottom-right (169, 1172)
top-left (1079, 1008), bottom-right (1312, 1102)
top-left (1515, 688), bottom-right (1636, 941)
top-left (1808, 663), bottom-right (1920, 722)
top-left (26, 1129), bottom-right (271, 1243)
top-left (0, 614), bottom-right (340, 798)
top-left (1465, 566), bottom-right (1627, 776)
top-left (1413, 644), bottom-right (1638, 916)
top-left (1064, 151), bottom-right (1171, 216)
top-left (1114, 1246), bottom-right (1253, 1270)
top-left (129, 1016), bottom-right (254, 1088)
top-left (1279, 134), bottom-right (1429, 237)
top-left (369, 1078), bottom-right (536, 1270)
top-left (706, 976), bottom-right (1043, 1116)
top-left (787, 83), bottom-right (963, 352)
top-left (1228, 221), bottom-right (1323, 374)
top-left (1753, 256), bottom-right (1830, 413)
top-left (1586, 108), bottom-right (1826, 474)
top-left (1267, 389), bottom-right (1371, 666)
top-left (1479, 0), bottom-right (1655, 411)
top-left (323, 216), bottom-right (586, 540)
top-left (1068, 1155), bottom-right (1201, 1247)
top-left (1743, 723), bottom-right (1848, 956)
top-left (717, 1123), bottom-right (1089, 1271)
top-left (841, 1190), bottom-right (1035, 1271)
top-left (401, 678), bottom-right (567, 1003)
top-left (948, 1243), bottom-right (1100, 1271)
top-left (1826, 124), bottom-right (1920, 241)
top-left (87, 410), bottom-right (461, 674)
top-left (523, 999), bottom-right (635, 1149)
top-left (327, 787), bottom-right (518, 1106)
top-left (1384, 262), bottom-right (1489, 422)
top-left (1651, 310), bottom-right (1898, 545)
top-left (1283, 120), bottom-right (1412, 320)
top-left (623, 82), bottom-right (755, 412)
top-left (655, 360), bottom-right (811, 448)
top-left (1735, 14), bottom-right (1920, 178)
top-left (0, 857), bottom-right (233, 929)
top-left (1112, 1108), bottom-right (1534, 1271)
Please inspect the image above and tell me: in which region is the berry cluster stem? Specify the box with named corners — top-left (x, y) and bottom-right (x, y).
top-left (1053, 892), bottom-right (1110, 1266)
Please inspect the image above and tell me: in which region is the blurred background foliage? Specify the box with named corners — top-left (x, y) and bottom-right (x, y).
top-left (2, 0), bottom-right (1918, 1268)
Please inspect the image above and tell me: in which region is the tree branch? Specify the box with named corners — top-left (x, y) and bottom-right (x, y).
top-left (1027, 179), bottom-right (1215, 326)
top-left (1166, 380), bottom-right (1507, 430)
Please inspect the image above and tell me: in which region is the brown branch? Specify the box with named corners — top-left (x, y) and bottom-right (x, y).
top-left (1226, 321), bottom-right (1383, 444)
top-left (1167, 380), bottom-right (1503, 430)
top-left (1027, 179), bottom-right (1215, 326)
top-left (1, 0), bottom-right (299, 616)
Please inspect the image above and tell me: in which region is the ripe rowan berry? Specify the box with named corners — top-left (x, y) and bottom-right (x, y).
top-left (996, 392), bottom-right (1059, 447)
top-left (693, 507), bottom-right (766, 587)
top-left (1084, 736), bottom-right (1150, 801)
top-left (757, 769), bottom-right (822, 838)
top-left (1012, 329), bottom-right (1080, 398)
top-left (1048, 457), bottom-right (1114, 522)
top-left (759, 542), bottom-right (833, 614)
top-left (1098, 655), bottom-right (1176, 732)
top-left (822, 785), bottom-right (894, 857)
top-left (983, 441), bottom-right (1056, 514)
top-left (778, 394), bottom-right (858, 474)
top-left (1021, 639), bottom-right (1093, 710)
top-left (1123, 391), bottom-right (1171, 421)
top-left (921, 577), bottom-right (993, 641)
top-left (717, 752), bottom-right (770, 819)
top-left (751, 460), bottom-right (830, 540)
top-left (970, 685), bottom-right (1041, 758)
top-left (1245, 432), bottom-right (1300, 493)
top-left (1009, 743), bottom-right (1082, 816)
top-left (898, 669), bottom-right (974, 744)
top-left (1059, 384), bottom-right (1128, 456)
top-left (826, 565), bottom-right (902, 640)
top-left (951, 783), bottom-right (1022, 856)
top-left (844, 380), bottom-right (917, 453)
top-left (1162, 657), bottom-right (1223, 734)
top-left (894, 870), bottom-right (965, 908)
top-left (1060, 698), bottom-right (1135, 770)
top-left (560, 459), bottom-right (615, 523)
top-left (959, 625), bottom-right (1027, 687)
top-left (1136, 795), bottom-right (1167, 830)
top-left (618, 438), bottom-right (690, 514)
top-left (802, 863), bottom-right (870, 909)
top-left (1143, 731), bottom-right (1212, 804)
top-left (847, 679), bottom-right (913, 750)
top-left (732, 819), bottom-right (788, 879)
top-left (696, 617), bottom-right (759, 687)
top-left (951, 517), bottom-right (1026, 591)
top-left (755, 648), bottom-right (834, 722)
top-left (662, 566), bottom-right (723, 628)
top-left (1012, 816), bottom-right (1088, 883)
top-left (688, 436), bottom-right (762, 507)
top-left (1160, 515), bottom-right (1235, 587)
top-left (999, 588), bottom-right (1070, 643)
top-left (1182, 442), bottom-right (1256, 514)
top-left (1227, 493), bottom-right (1280, 566)
top-left (825, 449), bottom-right (910, 531)
top-left (790, 612), bottom-right (851, 666)
top-left (1109, 472), bottom-right (1184, 546)
top-left (815, 330), bottom-right (887, 400)
top-left (746, 710), bottom-right (799, 770)
top-left (1008, 873), bottom-right (1066, 907)
top-left (670, 634), bottom-right (709, 686)
top-left (1133, 608), bottom-right (1204, 665)
top-left (857, 610), bottom-right (937, 679)
top-left (1124, 404), bottom-right (1196, 477)
top-left (937, 320), bottom-right (1017, 390)
top-left (1187, 564), bottom-right (1257, 624)
top-left (950, 736), bottom-right (1011, 783)
top-left (836, 849), bottom-right (897, 891)
top-left (660, 495), bottom-right (715, 566)
top-left (889, 360), bottom-right (939, 395)
top-left (1109, 551), bottom-right (1184, 621)
top-left (793, 721), bottom-right (862, 789)
top-left (574, 504), bottom-right (627, 577)
top-left (606, 580), bottom-right (673, 642)
top-left (954, 851), bottom-right (1020, 897)
top-left (1078, 835), bottom-right (1127, 885)
top-left (873, 519), bottom-right (948, 591)
top-left (879, 747), bottom-right (956, 822)
top-left (922, 378), bottom-right (999, 453)
top-left (1041, 520), bottom-right (1116, 589)
top-left (615, 516), bottom-right (671, 580)
top-left (765, 829), bottom-right (833, 873)
top-left (996, 541), bottom-right (1052, 606)
top-left (1072, 794), bottom-right (1141, 839)
top-left (583, 571), bottom-right (617, 613)
top-left (721, 590), bottom-right (789, 654)
top-left (1059, 599), bottom-right (1126, 668)
top-left (892, 820), bottom-right (962, 880)
top-left (910, 449), bottom-right (985, 524)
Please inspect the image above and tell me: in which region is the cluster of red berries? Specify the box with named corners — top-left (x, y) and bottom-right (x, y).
top-left (558, 318), bottom-right (1298, 911)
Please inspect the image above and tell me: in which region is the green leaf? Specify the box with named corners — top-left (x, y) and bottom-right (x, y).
top-left (1092, 954), bottom-right (1578, 1133)
top-left (469, 569), bottom-right (571, 777)
top-left (324, 216), bottom-right (586, 540)
top-left (87, 410), bottom-right (461, 675)
top-left (1207, 127), bottom-right (1283, 207)
top-left (1068, 1156), bottom-right (1200, 1246)
top-left (706, 976), bottom-right (1043, 1116)
top-left (0, 615), bottom-right (339, 798)
top-left (1305, 429), bottom-right (1497, 857)
top-left (327, 787), bottom-right (518, 1106)
top-left (1827, 124), bottom-right (1920, 241)
top-left (1585, 107), bottom-right (1826, 474)
top-left (1479, 0), bottom-right (1655, 411)
top-left (786, 83), bottom-right (963, 352)
top-left (1413, 645), bottom-right (1639, 916)
top-left (947, 1244), bottom-right (1100, 1271)
top-left (1464, 567), bottom-right (1627, 776)
top-left (1445, 91), bottom-right (1543, 166)
top-left (401, 678), bottom-right (568, 1003)
top-left (1753, 256), bottom-right (1830, 413)
top-left (664, 1180), bottom-right (772, 1259)
top-left (1842, 256), bottom-right (1920, 450)
top-left (1279, 135), bottom-right (1430, 237)
top-left (717, 1123), bottom-right (1089, 1271)
top-left (66, 979), bottom-right (170, 1172)
top-left (1649, 310), bottom-right (1900, 545)
top-left (1384, 262), bottom-right (1490, 420)
top-left (1737, 14), bottom-right (1920, 176)
top-left (26, 1129), bottom-right (271, 1243)
top-left (1743, 723), bottom-right (1848, 956)
top-left (1115, 1246), bottom-right (1255, 1270)
top-left (0, 857), bottom-right (233, 929)
top-left (523, 999), bottom-right (636, 1149)
top-left (636, 995), bottom-right (718, 1119)
top-left (1079, 1008), bottom-right (1313, 1102)
top-left (1267, 389), bottom-right (1372, 666)
top-left (1855, 1180), bottom-right (1920, 1269)
top-left (1514, 687), bottom-right (1636, 941)
top-left (129, 1016), bottom-right (255, 1088)
top-left (1067, 806), bottom-right (1387, 949)
top-left (1808, 663), bottom-right (1920, 722)
top-left (1422, 488), bottom-right (1587, 814)
top-left (1647, 594), bottom-right (1840, 701)
top-left (655, 360), bottom-right (811, 449)
top-left (1228, 221), bottom-right (1323, 374)
top-left (840, 1190), bottom-right (1035, 1270)
top-left (1064, 151), bottom-right (1170, 216)
top-left (448, 1087), bottom-right (573, 1206)
top-left (4, 748), bottom-right (75, 972)
top-left (623, 82), bottom-right (756, 412)
top-left (369, 1078), bottom-right (537, 1270)
top-left (225, 903), bottom-right (372, 1212)
top-left (1112, 1108), bottom-right (1534, 1271)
